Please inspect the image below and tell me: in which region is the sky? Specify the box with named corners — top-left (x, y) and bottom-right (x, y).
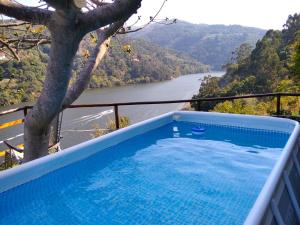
top-left (17, 0), bottom-right (300, 30)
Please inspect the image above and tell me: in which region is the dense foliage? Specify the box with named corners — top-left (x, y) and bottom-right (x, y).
top-left (131, 21), bottom-right (266, 69)
top-left (0, 36), bottom-right (208, 106)
top-left (0, 49), bottom-right (47, 105)
top-left (192, 14), bottom-right (300, 116)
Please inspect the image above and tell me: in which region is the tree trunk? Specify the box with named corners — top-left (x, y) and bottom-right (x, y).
top-left (63, 35), bottom-right (111, 107)
top-left (23, 13), bottom-right (82, 162)
top-left (0, 0), bottom-right (143, 163)
top-left (63, 21), bottom-right (126, 107)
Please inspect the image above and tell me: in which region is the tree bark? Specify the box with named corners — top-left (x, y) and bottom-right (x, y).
top-left (63, 21), bottom-right (125, 107)
top-left (79, 0), bottom-right (142, 33)
top-left (0, 0), bottom-right (52, 25)
top-left (63, 33), bottom-right (110, 107)
top-left (23, 12), bottom-right (83, 162)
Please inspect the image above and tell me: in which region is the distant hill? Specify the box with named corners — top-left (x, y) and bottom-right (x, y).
top-left (131, 21), bottom-right (266, 69)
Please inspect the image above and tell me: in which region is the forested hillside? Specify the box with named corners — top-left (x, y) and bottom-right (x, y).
top-left (131, 21), bottom-right (266, 69)
top-left (75, 37), bottom-right (209, 88)
top-left (0, 36), bottom-right (208, 106)
top-left (192, 13), bottom-right (300, 116)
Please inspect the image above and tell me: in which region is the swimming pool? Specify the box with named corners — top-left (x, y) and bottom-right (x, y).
top-left (0, 112), bottom-right (299, 224)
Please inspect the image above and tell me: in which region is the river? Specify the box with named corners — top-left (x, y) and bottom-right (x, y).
top-left (0, 72), bottom-right (224, 150)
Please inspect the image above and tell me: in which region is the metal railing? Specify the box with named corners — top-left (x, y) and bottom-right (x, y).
top-left (1, 92), bottom-right (300, 130)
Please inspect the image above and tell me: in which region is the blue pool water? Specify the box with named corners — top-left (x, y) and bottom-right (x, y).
top-left (0, 121), bottom-right (289, 225)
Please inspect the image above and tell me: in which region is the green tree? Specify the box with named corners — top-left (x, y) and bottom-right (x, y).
top-left (233, 43), bottom-right (252, 65)
top-left (193, 13), bottom-right (300, 116)
top-left (292, 40), bottom-right (300, 78)
top-left (192, 75), bottom-right (223, 111)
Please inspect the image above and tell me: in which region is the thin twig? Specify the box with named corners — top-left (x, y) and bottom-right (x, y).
top-left (0, 38), bottom-right (20, 61)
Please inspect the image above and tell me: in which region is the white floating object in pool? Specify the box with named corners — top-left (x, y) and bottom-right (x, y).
top-left (192, 126), bottom-right (206, 135)
top-left (173, 126), bottom-right (179, 132)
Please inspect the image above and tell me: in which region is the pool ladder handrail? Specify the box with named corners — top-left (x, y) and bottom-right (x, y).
top-left (269, 140), bottom-right (300, 225)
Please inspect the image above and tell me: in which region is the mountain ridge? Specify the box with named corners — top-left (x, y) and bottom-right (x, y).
top-left (130, 21), bottom-right (266, 69)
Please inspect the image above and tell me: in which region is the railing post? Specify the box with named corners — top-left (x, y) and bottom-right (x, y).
top-left (276, 94), bottom-right (281, 116)
top-left (197, 100), bottom-right (201, 111)
top-left (114, 105), bottom-right (120, 130)
top-left (24, 107), bottom-right (28, 117)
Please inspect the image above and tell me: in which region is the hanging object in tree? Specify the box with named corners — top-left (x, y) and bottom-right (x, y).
top-left (73, 0), bottom-right (86, 8)
top-left (123, 44), bottom-right (131, 54)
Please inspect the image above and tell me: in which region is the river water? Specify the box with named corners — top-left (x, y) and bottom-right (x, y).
top-left (0, 72), bottom-right (223, 150)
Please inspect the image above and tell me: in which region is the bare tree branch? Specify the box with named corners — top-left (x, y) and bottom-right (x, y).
top-left (63, 20), bottom-right (125, 107)
top-left (0, 38), bottom-right (19, 60)
top-left (1, 33), bottom-right (50, 59)
top-left (7, 38), bottom-right (50, 44)
top-left (116, 0), bottom-right (174, 35)
top-left (0, 0), bottom-right (52, 25)
top-left (79, 0), bottom-right (142, 33)
top-left (0, 15), bottom-right (51, 60)
top-left (0, 21), bottom-right (30, 27)
top-left (118, 18), bottom-right (176, 34)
